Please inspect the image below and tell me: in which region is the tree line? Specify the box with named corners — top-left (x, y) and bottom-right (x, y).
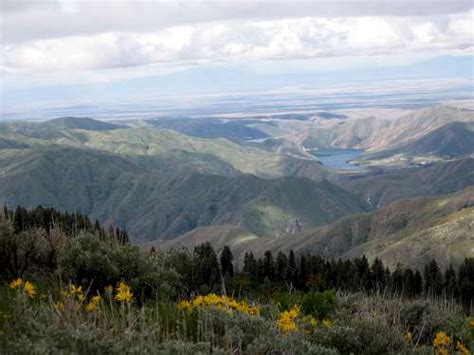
top-left (164, 243), bottom-right (474, 311)
top-left (0, 206), bottom-right (128, 277)
top-left (1, 206), bottom-right (473, 312)
top-left (4, 205), bottom-right (129, 243)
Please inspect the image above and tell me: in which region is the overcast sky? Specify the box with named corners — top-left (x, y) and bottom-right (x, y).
top-left (1, 0), bottom-right (473, 113)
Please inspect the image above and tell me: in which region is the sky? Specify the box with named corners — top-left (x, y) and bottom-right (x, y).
top-left (1, 0), bottom-right (473, 117)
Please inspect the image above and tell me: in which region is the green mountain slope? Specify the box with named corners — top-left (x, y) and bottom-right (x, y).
top-left (302, 106), bottom-right (474, 151)
top-left (338, 158), bottom-right (474, 207)
top-left (166, 188), bottom-right (473, 270)
top-left (0, 118), bottom-right (329, 181)
top-left (41, 116), bottom-right (126, 131)
top-left (361, 121), bottom-right (474, 161)
top-left (258, 187), bottom-right (474, 270)
top-left (0, 146), bottom-right (368, 242)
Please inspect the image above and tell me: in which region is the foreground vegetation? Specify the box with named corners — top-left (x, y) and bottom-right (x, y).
top-left (0, 206), bottom-right (473, 354)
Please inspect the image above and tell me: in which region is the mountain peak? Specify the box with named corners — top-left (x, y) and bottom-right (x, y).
top-left (45, 116), bottom-right (125, 131)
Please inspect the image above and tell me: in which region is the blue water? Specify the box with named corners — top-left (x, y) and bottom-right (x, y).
top-left (309, 149), bottom-right (363, 171)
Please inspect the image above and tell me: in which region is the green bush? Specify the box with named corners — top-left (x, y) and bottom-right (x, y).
top-left (312, 326), bottom-right (363, 354)
top-left (301, 289), bottom-right (338, 319)
top-left (58, 233), bottom-right (181, 300)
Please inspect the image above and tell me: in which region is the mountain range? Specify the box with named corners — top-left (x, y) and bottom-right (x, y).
top-left (158, 187), bottom-right (474, 269)
top-left (0, 104), bottom-right (473, 267)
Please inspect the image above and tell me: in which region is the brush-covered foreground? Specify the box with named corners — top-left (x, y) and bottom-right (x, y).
top-left (1, 206), bottom-right (473, 354)
top-left (1, 280), bottom-right (473, 355)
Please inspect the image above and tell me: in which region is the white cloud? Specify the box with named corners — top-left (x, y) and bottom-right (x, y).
top-left (1, 10), bottom-right (473, 75)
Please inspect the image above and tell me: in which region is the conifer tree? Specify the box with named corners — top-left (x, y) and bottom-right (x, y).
top-left (262, 251), bottom-right (276, 281)
top-left (423, 259), bottom-right (443, 296)
top-left (287, 250), bottom-right (297, 284)
top-left (276, 251), bottom-right (288, 281)
top-left (443, 264), bottom-right (458, 299)
top-left (458, 257), bottom-right (474, 310)
top-left (220, 246), bottom-right (234, 278)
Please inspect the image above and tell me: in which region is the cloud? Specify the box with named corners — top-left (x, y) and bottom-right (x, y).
top-left (2, 10), bottom-right (473, 74)
top-left (2, 0), bottom-right (473, 43)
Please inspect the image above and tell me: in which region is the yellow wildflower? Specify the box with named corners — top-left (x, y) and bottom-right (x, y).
top-left (276, 305), bottom-right (300, 334)
top-left (177, 300), bottom-right (193, 313)
top-left (433, 331), bottom-right (451, 347)
top-left (9, 278), bottom-right (23, 289)
top-left (404, 331), bottom-right (413, 343)
top-left (433, 331), bottom-right (451, 355)
top-left (469, 319), bottom-right (474, 328)
top-left (85, 295), bottom-right (101, 313)
top-left (115, 282), bottom-right (133, 303)
top-left (69, 284), bottom-right (83, 296)
top-left (322, 319), bottom-right (334, 328)
top-left (185, 294), bottom-right (259, 315)
top-left (456, 341), bottom-right (471, 355)
top-left (54, 302), bottom-right (65, 311)
top-left (23, 281), bottom-right (36, 299)
top-left (62, 283), bottom-right (85, 303)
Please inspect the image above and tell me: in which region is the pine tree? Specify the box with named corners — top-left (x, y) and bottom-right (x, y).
top-left (390, 265), bottom-right (403, 295)
top-left (276, 251), bottom-right (288, 281)
top-left (443, 264), bottom-right (458, 299)
top-left (423, 259), bottom-right (443, 296)
top-left (298, 255), bottom-right (308, 289)
top-left (458, 258), bottom-right (474, 310)
top-left (220, 246), bottom-right (234, 278)
top-left (243, 252), bottom-right (257, 277)
top-left (402, 268), bottom-right (415, 297)
top-left (262, 251), bottom-right (276, 281)
top-left (413, 270), bottom-right (423, 296)
top-left (355, 255), bottom-right (371, 291)
top-left (370, 258), bottom-right (386, 291)
top-left (193, 243), bottom-right (220, 290)
top-left (287, 250), bottom-right (297, 285)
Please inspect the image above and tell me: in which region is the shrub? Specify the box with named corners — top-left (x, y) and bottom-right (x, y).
top-left (247, 333), bottom-right (338, 355)
top-left (301, 290), bottom-right (338, 319)
top-left (58, 233), bottom-right (180, 300)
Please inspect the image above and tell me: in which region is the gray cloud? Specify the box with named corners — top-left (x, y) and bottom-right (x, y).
top-left (2, 10), bottom-right (472, 74)
top-left (2, 0), bottom-right (473, 43)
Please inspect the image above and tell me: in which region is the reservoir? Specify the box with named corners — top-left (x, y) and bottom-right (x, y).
top-left (308, 148), bottom-right (364, 171)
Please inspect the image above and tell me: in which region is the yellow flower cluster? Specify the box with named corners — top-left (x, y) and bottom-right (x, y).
top-left (53, 301), bottom-right (65, 311)
top-left (304, 315), bottom-right (318, 327)
top-left (456, 341), bottom-right (471, 355)
top-left (322, 319), bottom-right (334, 328)
top-left (9, 278), bottom-right (36, 299)
top-left (433, 331), bottom-right (452, 355)
top-left (62, 284), bottom-right (85, 302)
top-left (177, 293), bottom-right (260, 315)
top-left (114, 282), bottom-right (133, 303)
top-left (276, 305), bottom-right (300, 334)
top-left (85, 295), bottom-right (102, 313)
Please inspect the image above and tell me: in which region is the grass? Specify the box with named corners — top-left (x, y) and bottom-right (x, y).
top-left (1, 279), bottom-right (472, 354)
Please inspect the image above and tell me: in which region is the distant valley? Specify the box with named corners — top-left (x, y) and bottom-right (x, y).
top-left (0, 103), bottom-right (473, 267)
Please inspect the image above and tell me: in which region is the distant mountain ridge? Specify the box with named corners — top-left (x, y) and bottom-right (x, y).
top-left (361, 121), bottom-right (474, 160)
top-left (338, 158), bottom-right (474, 207)
top-left (0, 146), bottom-right (368, 242)
top-left (158, 187), bottom-right (474, 270)
top-left (42, 116), bottom-right (126, 131)
top-left (0, 118), bottom-right (330, 181)
top-left (302, 106), bottom-right (474, 151)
